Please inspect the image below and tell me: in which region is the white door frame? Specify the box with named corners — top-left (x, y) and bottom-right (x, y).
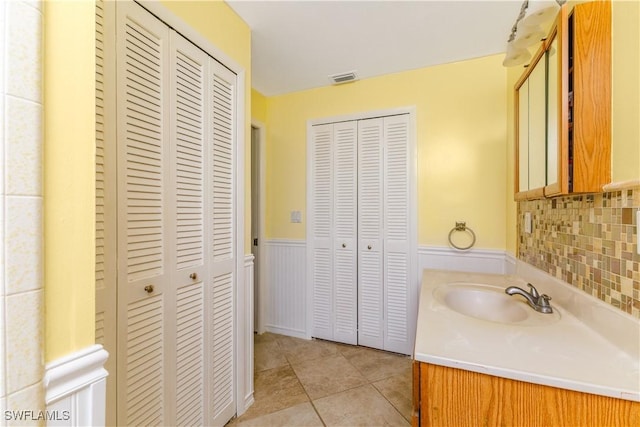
top-left (305, 106), bottom-right (418, 352)
top-left (251, 120), bottom-right (267, 334)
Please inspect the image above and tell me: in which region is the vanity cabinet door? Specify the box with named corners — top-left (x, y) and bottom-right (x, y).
top-left (545, 0), bottom-right (611, 196)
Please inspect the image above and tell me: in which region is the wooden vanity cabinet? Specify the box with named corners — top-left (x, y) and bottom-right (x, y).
top-left (515, 1), bottom-right (611, 200)
top-left (412, 361), bottom-right (640, 427)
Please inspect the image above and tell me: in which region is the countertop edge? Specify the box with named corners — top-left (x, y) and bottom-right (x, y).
top-left (414, 352), bottom-right (640, 402)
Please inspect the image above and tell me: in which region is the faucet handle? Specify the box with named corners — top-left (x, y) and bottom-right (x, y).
top-left (527, 283), bottom-right (540, 298)
top-left (538, 294), bottom-right (553, 313)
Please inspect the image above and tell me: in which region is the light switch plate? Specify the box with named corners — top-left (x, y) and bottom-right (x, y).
top-left (290, 210), bottom-right (302, 223)
top-left (524, 212), bottom-right (532, 234)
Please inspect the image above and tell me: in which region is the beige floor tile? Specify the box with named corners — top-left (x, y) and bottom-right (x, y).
top-left (255, 339), bottom-right (288, 373)
top-left (234, 402), bottom-right (323, 427)
top-left (291, 354), bottom-right (368, 399)
top-left (372, 372), bottom-right (413, 422)
top-left (277, 335), bottom-right (341, 364)
top-left (313, 384), bottom-right (410, 427)
top-left (336, 342), bottom-right (364, 357)
top-left (343, 346), bottom-right (412, 382)
top-left (255, 332), bottom-right (279, 345)
top-left (239, 365), bottom-right (309, 421)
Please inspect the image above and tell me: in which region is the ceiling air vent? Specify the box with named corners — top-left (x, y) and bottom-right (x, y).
top-left (329, 71), bottom-right (358, 85)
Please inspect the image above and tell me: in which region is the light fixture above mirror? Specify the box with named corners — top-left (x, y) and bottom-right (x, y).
top-left (503, 0), bottom-right (566, 68)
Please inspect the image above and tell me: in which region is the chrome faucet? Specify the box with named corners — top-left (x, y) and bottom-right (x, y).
top-left (505, 283), bottom-right (553, 314)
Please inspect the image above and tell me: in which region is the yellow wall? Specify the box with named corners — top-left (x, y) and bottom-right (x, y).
top-left (44, 0), bottom-right (96, 362)
top-left (611, 0), bottom-right (640, 182)
top-left (252, 88), bottom-right (268, 125)
top-left (262, 55), bottom-right (508, 249)
top-left (44, 0), bottom-right (251, 362)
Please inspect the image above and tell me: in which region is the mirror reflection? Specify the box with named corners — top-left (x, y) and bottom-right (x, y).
top-left (546, 38), bottom-right (559, 185)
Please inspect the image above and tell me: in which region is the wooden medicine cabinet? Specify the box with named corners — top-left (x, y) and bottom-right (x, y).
top-left (515, 1), bottom-right (611, 200)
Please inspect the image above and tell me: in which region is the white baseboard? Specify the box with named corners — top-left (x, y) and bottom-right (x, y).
top-left (419, 246), bottom-right (513, 275)
top-left (43, 345), bottom-right (108, 427)
top-left (264, 324), bottom-right (307, 339)
top-left (505, 252), bottom-right (517, 274)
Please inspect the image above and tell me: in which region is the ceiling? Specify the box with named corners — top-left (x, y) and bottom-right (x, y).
top-left (227, 0), bottom-right (524, 96)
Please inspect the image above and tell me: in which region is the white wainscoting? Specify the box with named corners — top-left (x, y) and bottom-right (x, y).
top-left (261, 241), bottom-right (515, 340)
top-left (43, 345), bottom-right (108, 427)
top-left (263, 239), bottom-right (307, 338)
top-left (419, 246), bottom-right (516, 275)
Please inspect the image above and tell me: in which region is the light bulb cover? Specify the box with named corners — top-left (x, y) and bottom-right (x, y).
top-left (521, 0), bottom-right (560, 27)
top-left (503, 41), bottom-right (531, 67)
top-left (513, 24), bottom-right (546, 49)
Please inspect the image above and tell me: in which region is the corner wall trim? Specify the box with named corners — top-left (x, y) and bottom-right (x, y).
top-left (239, 254), bottom-right (255, 415)
top-left (44, 345), bottom-right (109, 426)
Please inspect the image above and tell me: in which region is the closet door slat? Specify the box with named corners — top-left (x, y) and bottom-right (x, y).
top-left (310, 124), bottom-right (334, 341)
top-left (357, 118), bottom-right (384, 349)
top-left (209, 60), bottom-right (237, 427)
top-left (333, 121), bottom-right (358, 345)
top-left (169, 31), bottom-right (208, 427)
top-left (116, 3), bottom-right (170, 425)
top-left (383, 114), bottom-right (412, 354)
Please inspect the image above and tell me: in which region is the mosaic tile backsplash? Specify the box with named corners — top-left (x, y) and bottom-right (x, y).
top-left (518, 187), bottom-right (639, 318)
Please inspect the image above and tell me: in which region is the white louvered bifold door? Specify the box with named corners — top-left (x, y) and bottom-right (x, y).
top-left (208, 60), bottom-right (237, 426)
top-left (332, 121), bottom-right (358, 345)
top-left (310, 124), bottom-right (334, 341)
top-left (382, 114), bottom-right (412, 354)
top-left (116, 2), bottom-right (170, 425)
top-left (309, 113), bottom-right (415, 355)
top-left (167, 31), bottom-right (209, 427)
top-left (357, 118), bottom-right (384, 349)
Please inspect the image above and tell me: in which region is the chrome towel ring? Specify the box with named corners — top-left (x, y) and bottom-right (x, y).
top-left (448, 221), bottom-right (476, 250)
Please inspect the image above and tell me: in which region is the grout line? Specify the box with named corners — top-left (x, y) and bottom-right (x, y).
top-left (273, 334), bottom-right (327, 426)
top-left (371, 378), bottom-right (412, 424)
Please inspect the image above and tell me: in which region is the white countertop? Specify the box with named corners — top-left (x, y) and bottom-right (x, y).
top-left (414, 266), bottom-right (640, 402)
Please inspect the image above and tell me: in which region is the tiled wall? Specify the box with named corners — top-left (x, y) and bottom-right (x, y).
top-left (518, 187), bottom-right (640, 318)
top-left (0, 1), bottom-right (44, 425)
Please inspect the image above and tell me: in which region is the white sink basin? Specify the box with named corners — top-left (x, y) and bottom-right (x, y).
top-left (432, 282), bottom-right (561, 326)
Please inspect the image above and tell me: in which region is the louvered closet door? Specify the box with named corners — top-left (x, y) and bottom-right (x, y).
top-left (382, 114), bottom-right (412, 354)
top-left (332, 121), bottom-right (358, 345)
top-left (311, 124), bottom-right (334, 341)
top-left (167, 31), bottom-right (209, 427)
top-left (115, 2), bottom-right (171, 425)
top-left (208, 60), bottom-right (237, 426)
top-left (357, 118), bottom-right (384, 349)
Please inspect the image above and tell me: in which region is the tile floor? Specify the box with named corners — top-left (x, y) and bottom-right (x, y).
top-left (228, 333), bottom-right (413, 426)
